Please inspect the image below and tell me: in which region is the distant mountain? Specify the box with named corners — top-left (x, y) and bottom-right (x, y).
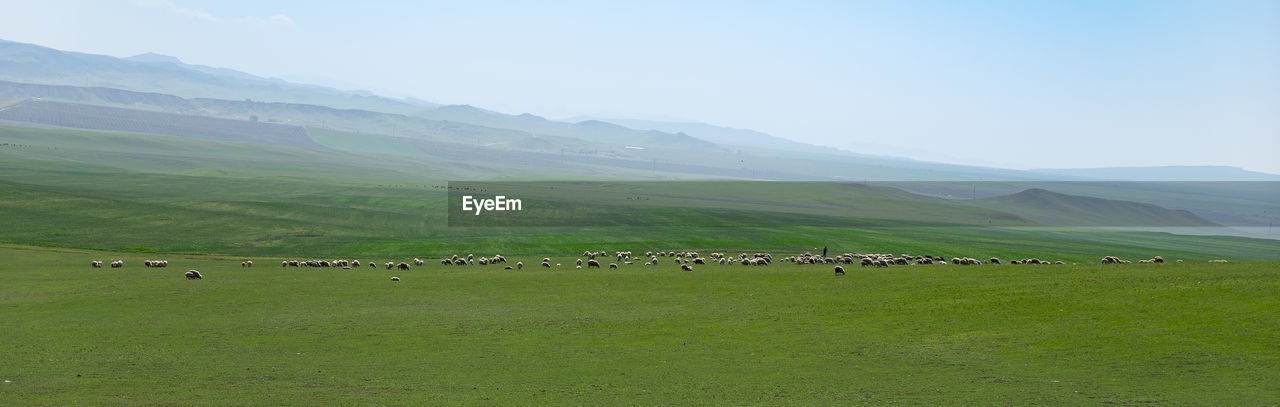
top-left (417, 105), bottom-right (718, 150)
top-left (1032, 166), bottom-right (1280, 181)
top-left (0, 38), bottom-right (432, 114)
top-left (566, 117), bottom-right (836, 154)
top-left (971, 188), bottom-right (1219, 226)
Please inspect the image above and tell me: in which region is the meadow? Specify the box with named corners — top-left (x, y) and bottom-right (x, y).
top-left (1, 245), bottom-right (1276, 405)
top-left (2, 125), bottom-right (1279, 404)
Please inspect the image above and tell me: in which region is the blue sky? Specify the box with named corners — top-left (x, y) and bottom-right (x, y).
top-left (2, 0), bottom-right (1277, 173)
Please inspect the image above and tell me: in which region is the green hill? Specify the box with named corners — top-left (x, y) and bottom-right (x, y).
top-left (0, 99), bottom-right (321, 148)
top-left (973, 188), bottom-right (1220, 226)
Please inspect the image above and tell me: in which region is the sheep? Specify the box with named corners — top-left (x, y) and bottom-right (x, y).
top-left (504, 266), bottom-right (513, 270)
top-left (576, 259), bottom-right (583, 266)
top-left (834, 266), bottom-right (845, 276)
top-left (91, 261), bottom-right (102, 268)
top-left (587, 259), bottom-right (601, 269)
top-left (988, 257), bottom-right (1000, 265)
top-left (576, 265), bottom-right (582, 269)
top-left (609, 263), bottom-right (618, 270)
top-left (185, 270), bottom-right (202, 279)
top-left (541, 261), bottom-right (551, 268)
top-left (681, 264), bottom-right (693, 271)
top-left (1208, 259), bottom-right (1228, 263)
top-left (391, 276), bottom-right (400, 281)
top-left (1152, 256), bottom-right (1164, 263)
top-left (517, 261), bottom-right (524, 270)
top-left (385, 262), bottom-right (394, 270)
top-left (282, 261), bottom-right (288, 267)
top-left (369, 262), bottom-right (377, 268)
top-left (413, 258), bottom-right (424, 266)
top-left (110, 260), bottom-right (123, 268)
top-left (397, 262), bottom-right (411, 271)
top-left (860, 258), bottom-right (873, 267)
top-left (441, 258), bottom-right (451, 265)
top-left (352, 260), bottom-right (359, 267)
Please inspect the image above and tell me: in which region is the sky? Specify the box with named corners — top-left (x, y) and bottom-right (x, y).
top-left (2, 0), bottom-right (1278, 173)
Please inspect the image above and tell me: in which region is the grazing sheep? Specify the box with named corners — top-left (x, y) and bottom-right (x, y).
top-left (441, 259), bottom-right (451, 265)
top-left (1152, 256), bottom-right (1164, 263)
top-left (576, 265), bottom-right (582, 269)
top-left (860, 258), bottom-right (873, 267)
top-left (577, 259), bottom-right (583, 266)
top-left (587, 259), bottom-right (601, 269)
top-left (391, 276), bottom-right (400, 281)
top-left (1176, 260), bottom-right (1183, 263)
top-left (352, 260), bottom-right (360, 267)
top-left (185, 270), bottom-right (202, 280)
top-left (834, 265), bottom-right (845, 276)
top-left (517, 261), bottom-right (524, 270)
top-left (414, 258), bottom-right (424, 266)
top-left (609, 263), bottom-right (618, 269)
top-left (504, 266), bottom-right (513, 270)
top-left (369, 262), bottom-right (376, 268)
top-left (1208, 259), bottom-right (1228, 263)
top-left (282, 261), bottom-right (288, 267)
top-left (681, 264), bottom-right (693, 271)
top-left (385, 262), bottom-right (394, 270)
top-left (397, 262), bottom-right (411, 270)
top-left (91, 261), bottom-right (102, 268)
top-left (110, 260), bottom-right (123, 268)
top-left (541, 261), bottom-right (551, 268)
top-left (988, 257), bottom-right (1000, 265)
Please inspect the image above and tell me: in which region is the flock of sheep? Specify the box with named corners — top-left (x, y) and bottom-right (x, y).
top-left (89, 251), bottom-right (1229, 280)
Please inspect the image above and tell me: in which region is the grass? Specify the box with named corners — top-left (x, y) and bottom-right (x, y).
top-left (0, 244), bottom-right (1276, 405)
top-left (1, 125), bottom-right (1278, 404)
top-left (2, 126), bottom-right (1277, 260)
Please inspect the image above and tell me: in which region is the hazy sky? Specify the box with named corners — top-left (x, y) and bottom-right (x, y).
top-left (2, 0), bottom-right (1278, 173)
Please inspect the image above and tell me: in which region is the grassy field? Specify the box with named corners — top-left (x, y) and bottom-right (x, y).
top-left (3, 124), bottom-right (1279, 404)
top-left (0, 244), bottom-right (1276, 405)
top-left (3, 126), bottom-right (1278, 261)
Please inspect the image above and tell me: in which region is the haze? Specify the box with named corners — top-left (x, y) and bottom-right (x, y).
top-left (2, 0), bottom-right (1277, 173)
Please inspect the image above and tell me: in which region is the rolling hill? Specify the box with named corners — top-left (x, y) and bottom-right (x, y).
top-left (972, 188), bottom-right (1220, 226)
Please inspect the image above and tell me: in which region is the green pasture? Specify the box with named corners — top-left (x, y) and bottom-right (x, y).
top-left (0, 245), bottom-right (1276, 405)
